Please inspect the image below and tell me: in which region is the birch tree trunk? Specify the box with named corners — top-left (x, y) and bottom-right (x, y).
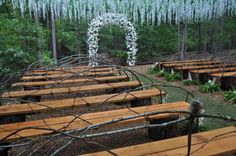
top-left (51, 8), bottom-right (57, 61)
top-left (34, 2), bottom-right (42, 66)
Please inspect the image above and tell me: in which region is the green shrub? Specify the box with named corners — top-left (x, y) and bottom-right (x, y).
top-left (112, 50), bottom-right (128, 59)
top-left (182, 79), bottom-right (199, 86)
top-left (199, 80), bottom-right (220, 93)
top-left (147, 66), bottom-right (160, 75)
top-left (164, 72), bottom-right (181, 81)
top-left (224, 89), bottom-right (236, 104)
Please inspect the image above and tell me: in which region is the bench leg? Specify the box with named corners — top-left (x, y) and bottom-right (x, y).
top-left (130, 98), bottom-right (151, 107)
top-left (0, 143), bottom-right (11, 156)
top-left (0, 114), bottom-right (26, 125)
top-left (148, 116), bottom-right (179, 141)
top-left (221, 77), bottom-right (236, 90)
top-left (21, 96), bottom-right (41, 103)
top-left (24, 86), bottom-right (41, 91)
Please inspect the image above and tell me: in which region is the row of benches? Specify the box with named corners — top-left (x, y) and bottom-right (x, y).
top-left (0, 66), bottom-right (170, 155)
top-left (0, 65), bottom-right (234, 155)
top-left (158, 59), bottom-right (236, 90)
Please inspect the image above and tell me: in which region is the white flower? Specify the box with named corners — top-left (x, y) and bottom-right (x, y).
top-left (88, 13), bottom-right (137, 66)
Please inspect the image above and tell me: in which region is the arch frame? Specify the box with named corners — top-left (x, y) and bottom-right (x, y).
top-left (87, 13), bottom-right (137, 66)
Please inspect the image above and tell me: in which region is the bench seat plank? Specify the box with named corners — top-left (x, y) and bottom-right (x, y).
top-left (0, 89), bottom-right (164, 116)
top-left (0, 101), bottom-right (189, 142)
top-left (190, 67), bottom-right (236, 74)
top-left (1, 81), bottom-right (140, 98)
top-left (12, 75), bottom-right (128, 87)
top-left (174, 64), bottom-right (236, 70)
top-left (159, 59), bottom-right (210, 65)
top-left (27, 67), bottom-right (114, 76)
top-left (163, 61), bottom-right (220, 68)
top-left (83, 126), bottom-right (236, 156)
top-left (211, 71), bottom-right (236, 77)
top-left (21, 71), bottom-right (117, 81)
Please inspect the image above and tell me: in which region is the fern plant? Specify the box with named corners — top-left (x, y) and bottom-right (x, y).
top-left (224, 89), bottom-right (236, 104)
top-left (199, 80), bottom-right (220, 93)
top-left (147, 66), bottom-right (160, 75)
top-left (164, 70), bottom-right (181, 81)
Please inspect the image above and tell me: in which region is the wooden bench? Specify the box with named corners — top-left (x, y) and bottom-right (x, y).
top-left (211, 72), bottom-right (236, 90)
top-left (162, 61), bottom-right (220, 68)
top-left (30, 65), bottom-right (97, 72)
top-left (174, 64), bottom-right (236, 79)
top-left (211, 71), bottom-right (236, 78)
top-left (174, 64), bottom-right (236, 70)
top-left (21, 71), bottom-right (118, 81)
top-left (1, 81), bottom-right (141, 101)
top-left (190, 67), bottom-right (236, 83)
top-left (84, 126), bottom-right (236, 156)
top-left (0, 89), bottom-right (164, 118)
top-left (158, 59), bottom-right (210, 69)
top-left (0, 101), bottom-right (189, 142)
top-left (26, 67), bottom-right (114, 76)
top-left (12, 75), bottom-right (128, 88)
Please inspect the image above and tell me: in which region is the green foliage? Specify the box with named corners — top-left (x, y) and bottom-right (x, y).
top-left (0, 48), bottom-right (30, 75)
top-left (182, 79), bottom-right (199, 86)
top-left (164, 72), bottom-right (181, 81)
top-left (229, 49), bottom-right (236, 60)
top-left (112, 50), bottom-right (128, 59)
top-left (224, 89), bottom-right (236, 104)
top-left (146, 66), bottom-right (160, 75)
top-left (199, 80), bottom-right (220, 93)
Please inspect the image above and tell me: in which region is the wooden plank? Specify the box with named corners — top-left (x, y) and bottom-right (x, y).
top-left (31, 66), bottom-right (96, 72)
top-left (0, 89), bottom-right (164, 116)
top-left (211, 71), bottom-right (236, 77)
top-left (158, 59), bottom-right (210, 65)
top-left (83, 126), bottom-right (236, 156)
top-left (0, 101), bottom-right (189, 142)
top-left (12, 75), bottom-right (128, 87)
top-left (174, 64), bottom-right (236, 70)
top-left (27, 67), bottom-right (114, 75)
top-left (163, 61), bottom-right (220, 68)
top-left (190, 67), bottom-right (236, 74)
top-left (21, 71), bottom-right (118, 81)
top-left (1, 81), bottom-right (140, 98)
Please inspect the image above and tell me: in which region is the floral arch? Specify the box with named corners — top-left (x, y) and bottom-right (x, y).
top-left (87, 13), bottom-right (137, 66)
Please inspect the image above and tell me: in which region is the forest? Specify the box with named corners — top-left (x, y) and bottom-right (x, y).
top-left (0, 1), bottom-right (236, 75)
top-left (0, 1), bottom-right (236, 156)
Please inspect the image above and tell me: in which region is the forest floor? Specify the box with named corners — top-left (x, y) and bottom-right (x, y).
top-left (129, 64), bottom-right (236, 130)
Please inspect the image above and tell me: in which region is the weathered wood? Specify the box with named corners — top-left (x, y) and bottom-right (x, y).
top-left (26, 67), bottom-right (114, 76)
top-left (21, 71), bottom-right (118, 81)
top-left (158, 59), bottom-right (210, 69)
top-left (211, 71), bottom-right (236, 77)
top-left (0, 101), bottom-right (189, 142)
top-left (13, 75), bottom-right (128, 87)
top-left (190, 67), bottom-right (236, 83)
top-left (163, 61), bottom-right (221, 68)
top-left (190, 67), bottom-right (236, 74)
top-left (1, 81), bottom-right (140, 98)
top-left (83, 126), bottom-right (236, 156)
top-left (174, 64), bottom-right (236, 70)
top-left (0, 89), bottom-right (164, 117)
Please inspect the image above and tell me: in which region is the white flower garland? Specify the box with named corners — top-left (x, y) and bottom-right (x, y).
top-left (87, 13), bottom-right (137, 66)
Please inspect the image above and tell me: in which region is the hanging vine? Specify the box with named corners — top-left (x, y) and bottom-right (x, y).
top-left (1, 0), bottom-right (236, 25)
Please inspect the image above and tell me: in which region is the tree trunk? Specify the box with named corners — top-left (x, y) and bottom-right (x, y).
top-left (198, 23), bottom-right (202, 52)
top-left (177, 22), bottom-right (181, 53)
top-left (51, 9), bottom-right (57, 61)
top-left (34, 2), bottom-right (42, 66)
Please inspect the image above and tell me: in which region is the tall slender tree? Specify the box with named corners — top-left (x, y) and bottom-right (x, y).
top-left (51, 8), bottom-right (57, 61)
top-left (34, 1), bottom-right (42, 65)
